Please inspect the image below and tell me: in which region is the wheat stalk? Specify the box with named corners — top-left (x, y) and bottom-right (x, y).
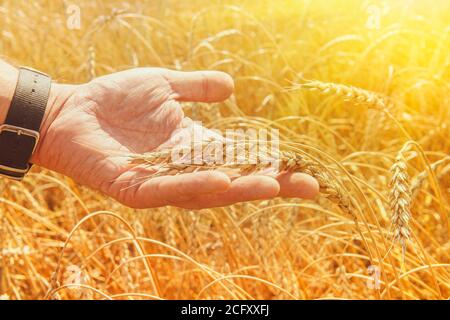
top-left (128, 142), bottom-right (356, 220)
top-left (411, 156), bottom-right (450, 198)
top-left (389, 143), bottom-right (412, 259)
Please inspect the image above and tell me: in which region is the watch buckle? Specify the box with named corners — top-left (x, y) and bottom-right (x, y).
top-left (0, 124), bottom-right (39, 179)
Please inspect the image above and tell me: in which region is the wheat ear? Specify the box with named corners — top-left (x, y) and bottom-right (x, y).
top-left (389, 143), bottom-right (412, 259)
top-left (128, 144), bottom-right (356, 220)
top-left (87, 46), bottom-right (96, 81)
top-left (297, 80), bottom-right (390, 110)
top-left (278, 151), bottom-right (355, 220)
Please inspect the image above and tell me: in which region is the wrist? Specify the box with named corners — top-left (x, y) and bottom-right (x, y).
top-left (30, 83), bottom-right (76, 165)
top-left (0, 62), bottom-right (77, 177)
top-left (0, 63), bottom-right (19, 125)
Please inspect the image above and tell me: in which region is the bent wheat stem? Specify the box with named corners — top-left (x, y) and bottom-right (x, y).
top-left (411, 156), bottom-right (450, 198)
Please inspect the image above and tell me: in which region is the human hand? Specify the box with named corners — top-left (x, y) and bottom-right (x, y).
top-left (33, 68), bottom-right (319, 209)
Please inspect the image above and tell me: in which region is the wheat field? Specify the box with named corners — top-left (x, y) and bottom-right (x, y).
top-left (0, 0), bottom-right (449, 300)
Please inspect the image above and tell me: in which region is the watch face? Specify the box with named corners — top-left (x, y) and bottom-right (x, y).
top-left (0, 127), bottom-right (37, 172)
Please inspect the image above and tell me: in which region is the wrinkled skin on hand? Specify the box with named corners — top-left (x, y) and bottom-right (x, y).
top-left (32, 68), bottom-right (319, 209)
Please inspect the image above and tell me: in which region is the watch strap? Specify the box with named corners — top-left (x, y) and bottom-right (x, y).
top-left (0, 67), bottom-right (51, 180)
top-left (6, 68), bottom-right (51, 131)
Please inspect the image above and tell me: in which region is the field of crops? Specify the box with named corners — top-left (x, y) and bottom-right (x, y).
top-left (0, 0), bottom-right (449, 299)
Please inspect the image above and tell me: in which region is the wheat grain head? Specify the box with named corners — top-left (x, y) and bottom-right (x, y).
top-left (389, 143), bottom-right (412, 259)
top-left (128, 142), bottom-right (357, 220)
top-left (297, 80), bottom-right (390, 110)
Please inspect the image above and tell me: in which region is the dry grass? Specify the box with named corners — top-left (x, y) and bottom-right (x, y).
top-left (0, 0), bottom-right (449, 300)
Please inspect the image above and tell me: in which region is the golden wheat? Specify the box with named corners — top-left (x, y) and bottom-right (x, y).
top-left (128, 142), bottom-right (356, 220)
top-left (296, 80), bottom-right (391, 110)
top-left (1, 0), bottom-right (449, 300)
top-left (87, 46), bottom-right (96, 81)
top-left (389, 143), bottom-right (412, 258)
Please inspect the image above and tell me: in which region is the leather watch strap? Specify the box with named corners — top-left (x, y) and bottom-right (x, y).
top-left (0, 67), bottom-right (51, 180)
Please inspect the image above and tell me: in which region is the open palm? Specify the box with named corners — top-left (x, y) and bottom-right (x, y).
top-left (32, 68), bottom-right (318, 209)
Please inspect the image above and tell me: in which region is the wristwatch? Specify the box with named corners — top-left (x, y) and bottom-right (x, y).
top-left (0, 67), bottom-right (51, 180)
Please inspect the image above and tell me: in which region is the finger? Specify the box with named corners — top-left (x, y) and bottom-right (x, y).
top-left (115, 170), bottom-right (231, 209)
top-left (173, 175), bottom-right (280, 209)
top-left (164, 70), bottom-right (234, 102)
top-left (276, 172), bottom-right (320, 199)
